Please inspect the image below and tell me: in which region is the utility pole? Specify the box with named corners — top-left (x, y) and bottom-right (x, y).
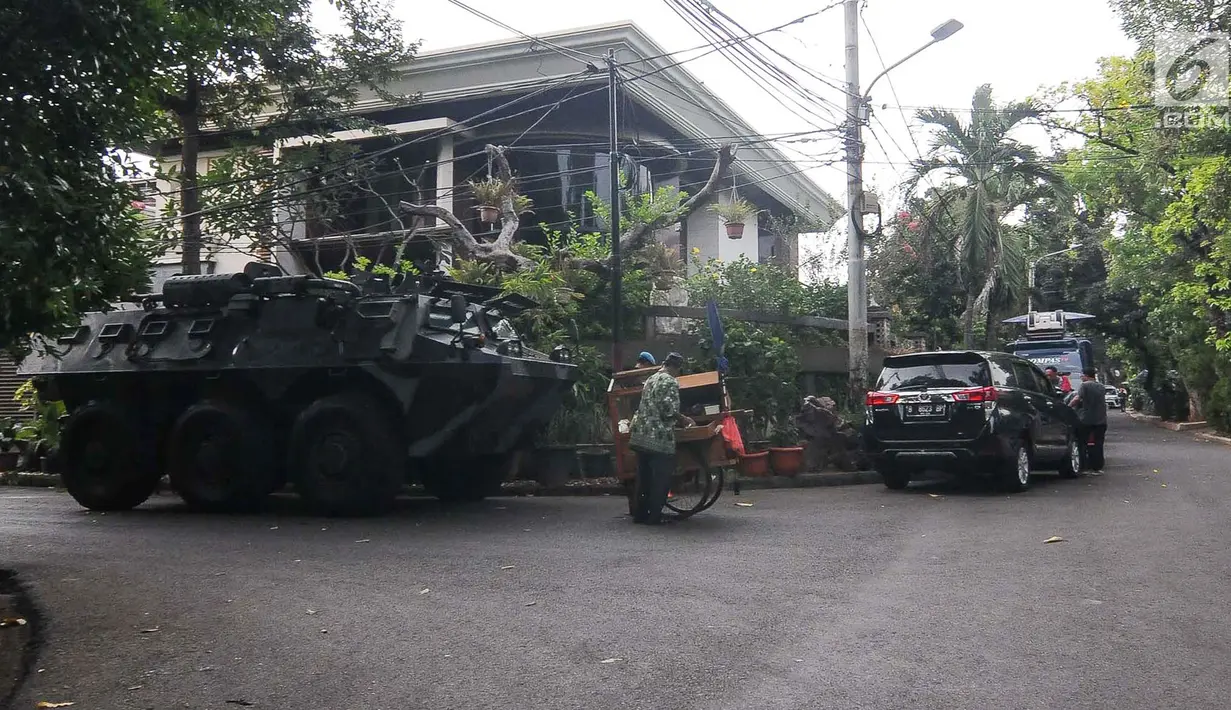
top-left (843, 0), bottom-right (868, 397)
top-left (607, 48), bottom-right (623, 371)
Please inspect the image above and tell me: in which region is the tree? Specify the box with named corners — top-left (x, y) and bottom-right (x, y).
top-left (401, 144), bottom-right (736, 275)
top-left (867, 194), bottom-right (966, 349)
top-left (0, 0), bottom-right (165, 353)
top-left (152, 0), bottom-right (418, 274)
top-left (908, 84), bottom-right (1068, 348)
top-left (1044, 39), bottom-right (1231, 426)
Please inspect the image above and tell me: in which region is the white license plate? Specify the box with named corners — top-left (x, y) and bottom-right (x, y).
top-left (907, 403), bottom-right (945, 416)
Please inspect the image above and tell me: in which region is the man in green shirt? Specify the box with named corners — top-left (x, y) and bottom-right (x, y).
top-left (628, 352), bottom-right (694, 524)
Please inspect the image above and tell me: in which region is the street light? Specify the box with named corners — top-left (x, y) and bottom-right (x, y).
top-left (1027, 242), bottom-right (1079, 311)
top-left (844, 6), bottom-right (963, 396)
top-left (862, 19), bottom-right (965, 104)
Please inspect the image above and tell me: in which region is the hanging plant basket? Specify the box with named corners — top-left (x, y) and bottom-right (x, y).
top-left (476, 205), bottom-right (500, 223)
top-left (724, 221), bottom-right (745, 239)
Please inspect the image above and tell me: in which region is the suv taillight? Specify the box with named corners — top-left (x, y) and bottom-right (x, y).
top-left (950, 386), bottom-right (998, 403)
top-left (866, 392), bottom-right (900, 406)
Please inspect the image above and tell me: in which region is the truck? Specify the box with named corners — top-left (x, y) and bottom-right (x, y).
top-left (17, 262), bottom-right (578, 516)
top-left (1003, 310), bottom-right (1095, 390)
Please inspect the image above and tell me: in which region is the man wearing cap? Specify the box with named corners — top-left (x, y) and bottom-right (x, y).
top-left (628, 352), bottom-right (693, 524)
top-left (635, 351), bottom-right (657, 369)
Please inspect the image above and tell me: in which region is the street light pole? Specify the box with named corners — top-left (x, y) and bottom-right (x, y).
top-left (843, 10), bottom-right (963, 397)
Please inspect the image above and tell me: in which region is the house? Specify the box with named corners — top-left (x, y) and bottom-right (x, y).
top-left (140, 21), bottom-right (840, 283)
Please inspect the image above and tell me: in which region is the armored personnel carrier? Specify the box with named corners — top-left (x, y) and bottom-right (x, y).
top-left (18, 262), bottom-right (578, 516)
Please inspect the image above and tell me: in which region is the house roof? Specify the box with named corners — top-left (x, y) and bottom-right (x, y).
top-left (373, 21), bottom-right (842, 228)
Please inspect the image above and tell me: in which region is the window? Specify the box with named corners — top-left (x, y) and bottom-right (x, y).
top-left (987, 359), bottom-right (1016, 388)
top-left (876, 359), bottom-right (991, 392)
top-left (1012, 362), bottom-right (1041, 392)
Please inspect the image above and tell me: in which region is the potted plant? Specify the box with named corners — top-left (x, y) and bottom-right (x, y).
top-left (710, 197), bottom-right (758, 239)
top-left (0, 418), bottom-right (19, 472)
top-left (576, 406), bottom-right (615, 479)
top-left (468, 176), bottom-right (510, 223)
top-left (530, 406), bottom-right (585, 487)
top-left (12, 379), bottom-right (66, 472)
top-left (738, 447), bottom-right (771, 477)
top-left (768, 419), bottom-right (805, 476)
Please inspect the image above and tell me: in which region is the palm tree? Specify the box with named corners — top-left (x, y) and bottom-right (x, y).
top-left (908, 84), bottom-right (1068, 348)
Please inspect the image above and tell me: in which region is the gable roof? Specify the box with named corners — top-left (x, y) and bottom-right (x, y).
top-left (370, 21), bottom-right (842, 228)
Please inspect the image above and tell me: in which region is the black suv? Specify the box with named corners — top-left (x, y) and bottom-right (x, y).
top-left (864, 350), bottom-right (1082, 492)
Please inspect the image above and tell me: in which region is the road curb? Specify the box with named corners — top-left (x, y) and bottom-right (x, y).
top-left (1, 470), bottom-right (882, 496)
top-left (1195, 431), bottom-right (1231, 448)
top-left (1125, 410), bottom-right (1230, 444)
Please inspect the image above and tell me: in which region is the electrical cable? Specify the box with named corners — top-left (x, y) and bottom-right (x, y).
top-left (442, 0), bottom-right (602, 64)
top-left (663, 0), bottom-right (841, 129)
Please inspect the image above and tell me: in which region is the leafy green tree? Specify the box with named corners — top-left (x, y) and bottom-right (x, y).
top-left (908, 84), bottom-right (1068, 348)
top-left (1045, 37), bottom-right (1231, 425)
top-left (151, 0), bottom-right (418, 273)
top-left (868, 194), bottom-right (966, 349)
top-left (0, 0), bottom-right (165, 353)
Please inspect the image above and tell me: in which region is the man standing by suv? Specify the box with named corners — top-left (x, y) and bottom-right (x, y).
top-left (1069, 367), bottom-right (1108, 473)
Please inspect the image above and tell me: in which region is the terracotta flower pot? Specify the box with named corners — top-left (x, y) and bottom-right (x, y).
top-left (477, 205), bottom-right (500, 223)
top-left (725, 221), bottom-right (745, 239)
top-left (769, 446), bottom-right (805, 477)
top-left (738, 450), bottom-right (770, 477)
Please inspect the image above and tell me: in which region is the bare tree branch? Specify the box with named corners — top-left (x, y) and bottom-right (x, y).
top-left (400, 143), bottom-right (736, 275)
top-left (572, 143), bottom-right (737, 275)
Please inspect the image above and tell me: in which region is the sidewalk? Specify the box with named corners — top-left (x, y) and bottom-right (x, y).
top-left (1124, 409), bottom-right (1231, 447)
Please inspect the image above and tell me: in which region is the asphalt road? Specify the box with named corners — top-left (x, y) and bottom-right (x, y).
top-left (4, 411), bottom-right (1231, 710)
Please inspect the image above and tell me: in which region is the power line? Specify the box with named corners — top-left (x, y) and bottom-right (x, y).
top-left (696, 0), bottom-right (854, 99)
top-left (442, 0), bottom-right (601, 65)
top-left (663, 0), bottom-right (842, 129)
top-left (143, 79), bottom-right (613, 228)
top-left (140, 69), bottom-right (600, 201)
top-left (613, 9), bottom-right (831, 69)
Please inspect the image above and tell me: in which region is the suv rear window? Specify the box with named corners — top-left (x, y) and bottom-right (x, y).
top-left (876, 356), bottom-right (991, 392)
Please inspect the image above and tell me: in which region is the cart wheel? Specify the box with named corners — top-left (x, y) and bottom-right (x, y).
top-left (695, 467), bottom-right (727, 513)
top-left (665, 465), bottom-right (717, 518)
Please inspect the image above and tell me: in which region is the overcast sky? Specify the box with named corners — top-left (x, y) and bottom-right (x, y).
top-left (315, 0), bottom-right (1139, 277)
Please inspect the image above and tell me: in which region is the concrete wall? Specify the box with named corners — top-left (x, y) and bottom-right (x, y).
top-left (686, 189), bottom-right (761, 270)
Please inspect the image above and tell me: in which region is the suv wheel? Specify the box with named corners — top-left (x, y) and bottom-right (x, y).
top-left (1001, 439), bottom-right (1032, 492)
top-left (1058, 435), bottom-right (1081, 479)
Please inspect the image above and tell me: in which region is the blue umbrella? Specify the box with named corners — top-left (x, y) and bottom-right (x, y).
top-left (706, 300), bottom-right (729, 373)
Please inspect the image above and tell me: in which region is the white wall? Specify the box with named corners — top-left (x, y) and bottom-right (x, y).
top-left (685, 189), bottom-right (759, 272)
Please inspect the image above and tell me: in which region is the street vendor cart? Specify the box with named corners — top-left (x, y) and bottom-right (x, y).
top-left (607, 366), bottom-right (746, 518)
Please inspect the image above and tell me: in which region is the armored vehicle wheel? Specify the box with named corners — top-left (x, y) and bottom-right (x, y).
top-left (288, 393), bottom-right (404, 516)
top-left (167, 400), bottom-right (277, 512)
top-left (59, 402), bottom-right (160, 511)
